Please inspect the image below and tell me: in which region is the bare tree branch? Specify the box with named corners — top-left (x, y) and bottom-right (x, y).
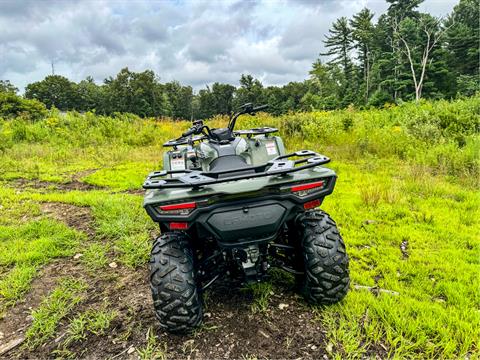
top-left (392, 16), bottom-right (453, 102)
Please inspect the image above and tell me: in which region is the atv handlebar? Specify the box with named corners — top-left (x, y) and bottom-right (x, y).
top-left (228, 103), bottom-right (269, 132)
top-left (252, 104), bottom-right (268, 112)
top-left (167, 103), bottom-right (269, 147)
top-left (181, 119), bottom-right (211, 138)
top-left (182, 128), bottom-right (197, 137)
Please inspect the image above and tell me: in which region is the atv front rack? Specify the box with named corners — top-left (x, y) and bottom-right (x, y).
top-left (143, 150), bottom-right (330, 189)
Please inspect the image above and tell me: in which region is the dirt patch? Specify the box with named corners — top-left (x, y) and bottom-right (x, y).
top-left (41, 202), bottom-right (95, 237)
top-left (0, 259), bottom-right (86, 357)
top-left (7, 265), bottom-right (338, 359)
top-left (120, 189), bottom-right (145, 195)
top-left (4, 258), bottom-right (395, 359)
top-left (7, 176), bottom-right (144, 195)
top-left (71, 169), bottom-right (99, 183)
top-left (69, 278), bottom-right (332, 360)
top-left (10, 178), bottom-right (104, 192)
top-left (0, 202), bottom-right (96, 358)
top-left (186, 285), bottom-right (329, 359)
top-left (5, 266), bottom-right (155, 359)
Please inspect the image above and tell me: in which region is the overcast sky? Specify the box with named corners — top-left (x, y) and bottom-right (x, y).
top-left (0, 0), bottom-right (458, 92)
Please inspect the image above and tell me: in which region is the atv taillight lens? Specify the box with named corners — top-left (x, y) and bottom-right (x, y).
top-left (157, 202), bottom-right (196, 215)
top-left (304, 199), bottom-right (322, 210)
top-left (169, 222), bottom-right (189, 230)
top-left (291, 181), bottom-right (325, 197)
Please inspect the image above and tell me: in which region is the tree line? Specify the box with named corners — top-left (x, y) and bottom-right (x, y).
top-left (1, 0), bottom-right (478, 120)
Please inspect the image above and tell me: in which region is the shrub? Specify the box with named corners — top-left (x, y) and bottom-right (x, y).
top-left (1, 96), bottom-right (478, 179)
top-left (0, 92), bottom-right (47, 121)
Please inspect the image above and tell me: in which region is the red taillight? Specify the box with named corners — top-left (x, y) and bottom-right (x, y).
top-left (169, 222), bottom-right (189, 230)
top-left (157, 202), bottom-right (196, 215)
top-left (291, 181), bottom-right (324, 192)
top-left (304, 199), bottom-right (322, 210)
top-left (159, 202), bottom-right (196, 211)
top-left (291, 181), bottom-right (325, 197)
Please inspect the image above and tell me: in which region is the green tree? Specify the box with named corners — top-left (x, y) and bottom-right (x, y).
top-left (263, 86), bottom-right (285, 115)
top-left (263, 82), bottom-right (308, 115)
top-left (323, 17), bottom-right (355, 105)
top-left (103, 68), bottom-right (169, 117)
top-left (394, 14), bottom-right (450, 101)
top-left (373, 0), bottom-right (424, 101)
top-left (0, 80), bottom-right (18, 94)
top-left (371, 14), bottom-right (400, 102)
top-left (25, 75), bottom-right (77, 110)
top-left (164, 81), bottom-right (193, 119)
top-left (350, 8), bottom-right (376, 103)
top-left (304, 60), bottom-right (342, 110)
top-left (196, 87), bottom-right (216, 119)
top-left (194, 83), bottom-right (235, 119)
top-left (211, 83), bottom-right (236, 115)
top-left (386, 0), bottom-right (423, 19)
top-left (75, 77), bottom-right (103, 112)
top-left (233, 74), bottom-right (265, 109)
top-left (445, 0), bottom-right (480, 96)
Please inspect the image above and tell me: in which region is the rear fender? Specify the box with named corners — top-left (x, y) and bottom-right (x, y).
top-left (144, 174), bottom-right (337, 235)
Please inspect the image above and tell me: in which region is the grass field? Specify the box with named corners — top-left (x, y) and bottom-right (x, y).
top-left (0, 98), bottom-right (479, 359)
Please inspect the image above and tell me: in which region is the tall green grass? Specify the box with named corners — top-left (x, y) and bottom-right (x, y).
top-left (1, 97), bottom-right (478, 182)
top-left (239, 97), bottom-right (480, 181)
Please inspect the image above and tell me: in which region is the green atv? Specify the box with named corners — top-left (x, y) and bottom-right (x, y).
top-left (143, 103), bottom-right (349, 333)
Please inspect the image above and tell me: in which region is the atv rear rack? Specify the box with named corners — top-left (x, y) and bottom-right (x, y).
top-left (143, 150), bottom-right (330, 189)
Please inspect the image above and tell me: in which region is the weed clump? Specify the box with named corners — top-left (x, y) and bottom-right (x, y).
top-left (25, 278), bottom-right (88, 349)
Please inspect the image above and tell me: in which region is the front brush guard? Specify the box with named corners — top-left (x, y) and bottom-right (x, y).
top-left (143, 150), bottom-right (330, 189)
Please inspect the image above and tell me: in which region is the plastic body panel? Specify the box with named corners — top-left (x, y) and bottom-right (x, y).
top-left (196, 135), bottom-right (285, 170)
top-left (163, 145), bottom-right (197, 174)
top-left (206, 202), bottom-right (287, 242)
top-left (245, 136), bottom-right (286, 166)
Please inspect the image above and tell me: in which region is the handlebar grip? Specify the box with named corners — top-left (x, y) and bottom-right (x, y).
top-left (182, 128), bottom-right (196, 137)
top-left (253, 104), bottom-right (269, 112)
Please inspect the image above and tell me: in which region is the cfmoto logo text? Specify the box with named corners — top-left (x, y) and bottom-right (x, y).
top-left (224, 211), bottom-right (273, 226)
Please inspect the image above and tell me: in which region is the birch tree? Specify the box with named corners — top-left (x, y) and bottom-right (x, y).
top-left (393, 16), bottom-right (452, 102)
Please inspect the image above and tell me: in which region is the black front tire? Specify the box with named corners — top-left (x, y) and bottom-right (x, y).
top-left (149, 232), bottom-right (203, 333)
top-left (299, 210), bottom-right (350, 304)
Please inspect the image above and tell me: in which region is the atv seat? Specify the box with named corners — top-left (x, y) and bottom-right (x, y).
top-left (208, 155), bottom-right (255, 178)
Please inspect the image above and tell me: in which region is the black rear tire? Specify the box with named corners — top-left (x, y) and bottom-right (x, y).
top-left (149, 232), bottom-right (203, 333)
top-left (299, 210), bottom-right (350, 304)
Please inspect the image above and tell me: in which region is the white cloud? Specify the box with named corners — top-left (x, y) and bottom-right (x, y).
top-left (0, 0), bottom-right (458, 92)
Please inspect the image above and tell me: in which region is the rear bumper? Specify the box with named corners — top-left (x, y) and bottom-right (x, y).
top-left (144, 176), bottom-right (336, 247)
top-left (198, 199), bottom-right (292, 246)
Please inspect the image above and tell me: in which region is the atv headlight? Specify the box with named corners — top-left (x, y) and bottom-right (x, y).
top-left (157, 201), bottom-right (196, 215)
top-left (290, 181), bottom-right (325, 197)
